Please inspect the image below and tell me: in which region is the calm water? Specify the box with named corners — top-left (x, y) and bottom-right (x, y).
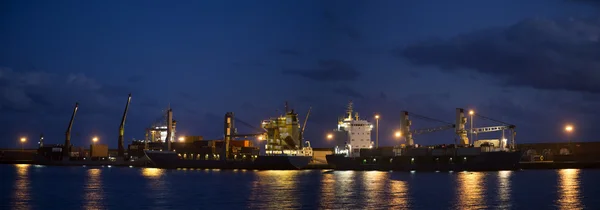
top-left (1, 164), bottom-right (599, 209)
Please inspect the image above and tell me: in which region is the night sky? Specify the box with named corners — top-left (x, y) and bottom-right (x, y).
top-left (1, 0), bottom-right (599, 149)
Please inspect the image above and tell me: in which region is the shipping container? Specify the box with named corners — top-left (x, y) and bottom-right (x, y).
top-left (90, 144), bottom-right (109, 157)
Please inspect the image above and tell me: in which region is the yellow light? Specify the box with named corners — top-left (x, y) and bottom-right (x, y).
top-left (326, 134), bottom-right (333, 139)
top-left (20, 137), bottom-right (26, 143)
top-left (178, 137), bottom-right (185, 142)
top-left (375, 115), bottom-right (380, 119)
top-left (395, 131), bottom-right (401, 138)
top-left (258, 135), bottom-right (263, 140)
top-left (92, 137), bottom-right (98, 142)
top-left (469, 110), bottom-right (474, 115)
top-left (565, 125), bottom-right (573, 132)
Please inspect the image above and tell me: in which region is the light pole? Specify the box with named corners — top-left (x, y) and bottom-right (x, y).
top-left (20, 137), bottom-right (26, 151)
top-left (375, 114), bottom-right (380, 149)
top-left (565, 125), bottom-right (573, 154)
top-left (469, 110), bottom-right (475, 144)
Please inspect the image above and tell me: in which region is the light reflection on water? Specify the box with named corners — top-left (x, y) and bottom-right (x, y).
top-left (140, 168), bottom-right (170, 209)
top-left (3, 165), bottom-right (593, 209)
top-left (456, 172), bottom-right (486, 209)
top-left (247, 170), bottom-right (301, 210)
top-left (12, 164), bottom-right (31, 210)
top-left (557, 169), bottom-right (583, 210)
top-left (83, 169), bottom-right (104, 210)
top-left (497, 170), bottom-right (512, 209)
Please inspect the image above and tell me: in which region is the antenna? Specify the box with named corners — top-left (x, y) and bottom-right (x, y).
top-left (346, 100), bottom-right (354, 119)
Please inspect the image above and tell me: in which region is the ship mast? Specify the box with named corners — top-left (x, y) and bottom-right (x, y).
top-left (346, 100), bottom-right (353, 120)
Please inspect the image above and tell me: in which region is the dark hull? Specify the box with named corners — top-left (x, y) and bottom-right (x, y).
top-left (145, 151), bottom-right (311, 170)
top-left (326, 151), bottom-right (522, 171)
top-left (32, 154), bottom-right (151, 167)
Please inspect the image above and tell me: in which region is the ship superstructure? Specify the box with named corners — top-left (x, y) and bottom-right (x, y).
top-left (262, 104), bottom-right (313, 157)
top-left (332, 101), bottom-right (374, 157)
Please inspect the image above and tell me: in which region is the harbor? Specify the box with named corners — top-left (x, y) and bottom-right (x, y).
top-left (2, 99), bottom-right (599, 171)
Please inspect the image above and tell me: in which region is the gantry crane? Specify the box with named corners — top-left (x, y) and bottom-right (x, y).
top-left (461, 108), bottom-right (516, 150)
top-left (400, 111), bottom-right (455, 146)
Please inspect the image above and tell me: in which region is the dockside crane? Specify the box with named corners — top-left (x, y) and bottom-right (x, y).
top-left (400, 111), bottom-right (455, 147)
top-left (464, 108), bottom-right (517, 150)
top-left (64, 102), bottom-right (79, 157)
top-left (118, 93), bottom-right (132, 158)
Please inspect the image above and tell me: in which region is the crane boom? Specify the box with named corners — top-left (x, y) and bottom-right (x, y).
top-left (300, 107), bottom-right (312, 140)
top-left (410, 124), bottom-right (455, 135)
top-left (64, 102), bottom-right (78, 157)
top-left (470, 125), bottom-right (515, 134)
top-left (118, 93), bottom-right (132, 157)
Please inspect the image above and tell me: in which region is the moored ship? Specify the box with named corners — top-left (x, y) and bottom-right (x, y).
top-left (145, 104), bottom-right (313, 170)
top-left (326, 103), bottom-right (522, 171)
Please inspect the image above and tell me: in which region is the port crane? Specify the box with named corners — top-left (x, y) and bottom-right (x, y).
top-left (464, 108), bottom-right (516, 150)
top-left (117, 94), bottom-right (132, 158)
top-left (64, 102), bottom-right (79, 157)
top-left (400, 111), bottom-right (455, 147)
top-left (299, 106), bottom-right (312, 147)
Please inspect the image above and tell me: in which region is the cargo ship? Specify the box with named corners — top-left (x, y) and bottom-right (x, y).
top-left (144, 105), bottom-right (313, 170)
top-left (326, 103), bottom-right (522, 171)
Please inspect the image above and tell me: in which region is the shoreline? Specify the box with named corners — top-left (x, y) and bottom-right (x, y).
top-left (3, 161), bottom-right (600, 171)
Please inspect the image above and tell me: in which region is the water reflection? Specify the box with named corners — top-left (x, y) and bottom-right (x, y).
top-left (142, 168), bottom-right (165, 179)
top-left (141, 168), bottom-right (169, 208)
top-left (390, 176), bottom-right (409, 209)
top-left (557, 169), bottom-right (583, 210)
top-left (363, 171), bottom-right (386, 209)
top-left (12, 164), bottom-right (31, 210)
top-left (497, 171), bottom-right (512, 209)
top-left (83, 169), bottom-right (104, 210)
top-left (248, 171), bottom-right (301, 210)
top-left (456, 172), bottom-right (486, 209)
top-left (320, 171), bottom-right (335, 208)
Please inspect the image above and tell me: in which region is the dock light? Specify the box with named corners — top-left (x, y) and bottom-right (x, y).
top-left (20, 137), bottom-right (26, 151)
top-left (565, 125), bottom-right (573, 132)
top-left (178, 137), bottom-right (185, 142)
top-left (326, 134), bottom-right (333, 140)
top-left (395, 131), bottom-right (401, 138)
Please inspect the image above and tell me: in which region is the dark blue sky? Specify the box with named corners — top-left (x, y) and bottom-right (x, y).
top-left (1, 0), bottom-right (599, 149)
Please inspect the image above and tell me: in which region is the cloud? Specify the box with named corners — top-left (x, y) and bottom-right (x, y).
top-left (400, 16), bottom-right (600, 93)
top-left (332, 86), bottom-right (364, 99)
top-left (0, 67), bottom-right (127, 114)
top-left (282, 59), bottom-right (360, 82)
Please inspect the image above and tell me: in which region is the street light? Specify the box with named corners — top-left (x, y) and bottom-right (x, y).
top-left (565, 125), bottom-right (574, 154)
top-left (20, 137), bottom-right (26, 151)
top-left (326, 134), bottom-right (333, 140)
top-left (178, 137), bottom-right (185, 142)
top-left (469, 110), bottom-right (475, 144)
top-left (395, 131), bottom-right (401, 138)
top-left (375, 114), bottom-right (380, 148)
top-left (92, 137), bottom-right (98, 144)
